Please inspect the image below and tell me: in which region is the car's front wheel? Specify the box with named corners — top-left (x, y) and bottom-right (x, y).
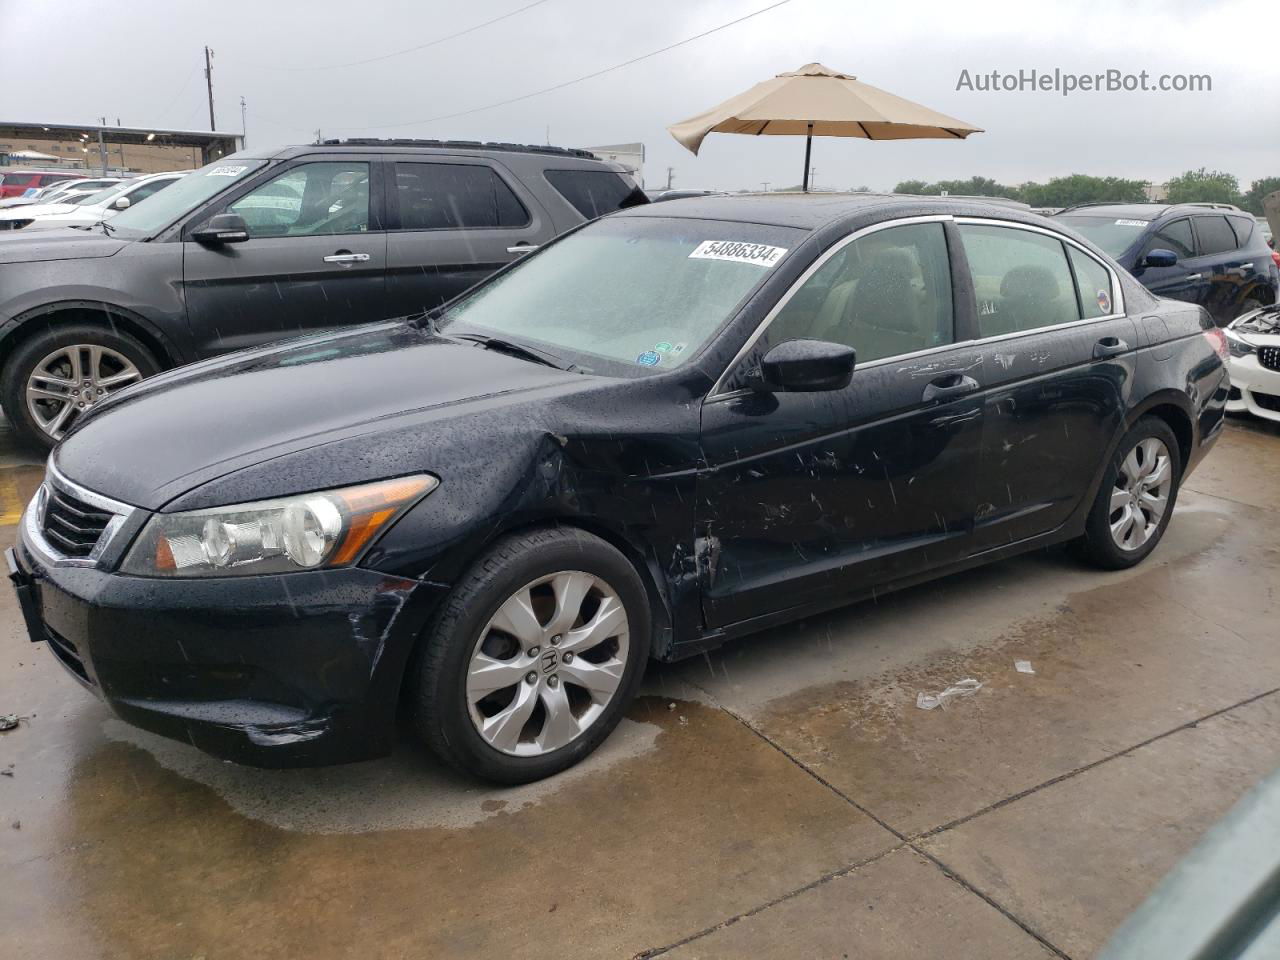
top-left (412, 527), bottom-right (650, 783)
top-left (2, 324), bottom-right (159, 449)
top-left (1076, 417), bottom-right (1182, 570)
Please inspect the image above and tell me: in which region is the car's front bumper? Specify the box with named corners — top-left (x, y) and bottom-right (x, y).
top-left (8, 534), bottom-right (449, 767)
top-left (1226, 354), bottom-right (1280, 422)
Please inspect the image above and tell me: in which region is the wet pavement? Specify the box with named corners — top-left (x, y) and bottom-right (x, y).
top-left (2, 416), bottom-right (1278, 959)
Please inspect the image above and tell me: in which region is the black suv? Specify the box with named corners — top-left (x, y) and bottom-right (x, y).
top-left (0, 140), bottom-right (645, 448)
top-left (1054, 202), bottom-right (1279, 325)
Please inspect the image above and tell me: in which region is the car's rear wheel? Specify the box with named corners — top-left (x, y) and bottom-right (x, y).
top-left (411, 527), bottom-right (650, 783)
top-left (1076, 417), bottom-right (1182, 569)
top-left (2, 324), bottom-right (159, 449)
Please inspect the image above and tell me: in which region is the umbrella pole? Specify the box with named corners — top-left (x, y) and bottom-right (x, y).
top-left (802, 123), bottom-right (813, 192)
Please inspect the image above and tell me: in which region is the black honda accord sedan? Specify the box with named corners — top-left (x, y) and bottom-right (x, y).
top-left (9, 194), bottom-right (1229, 783)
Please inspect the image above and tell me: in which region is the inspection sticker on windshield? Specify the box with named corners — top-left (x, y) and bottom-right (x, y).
top-left (688, 240), bottom-right (788, 267)
top-left (1115, 219), bottom-right (1149, 227)
top-left (206, 165), bottom-right (247, 177)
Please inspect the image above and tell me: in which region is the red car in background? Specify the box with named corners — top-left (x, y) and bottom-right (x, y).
top-left (0, 170), bottom-right (85, 199)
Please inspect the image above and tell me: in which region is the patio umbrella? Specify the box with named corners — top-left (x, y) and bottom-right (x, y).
top-left (668, 63), bottom-right (983, 191)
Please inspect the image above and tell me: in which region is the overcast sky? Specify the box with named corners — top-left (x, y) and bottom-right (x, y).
top-left (2, 0), bottom-right (1275, 191)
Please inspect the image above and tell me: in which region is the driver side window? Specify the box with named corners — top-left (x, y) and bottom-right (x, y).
top-left (229, 162), bottom-right (370, 238)
top-left (765, 222), bottom-right (955, 365)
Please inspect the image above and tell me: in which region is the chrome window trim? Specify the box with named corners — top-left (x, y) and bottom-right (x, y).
top-left (709, 214), bottom-right (1128, 401)
top-left (22, 461), bottom-right (139, 569)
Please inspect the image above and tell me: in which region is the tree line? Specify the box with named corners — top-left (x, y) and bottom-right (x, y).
top-left (891, 170), bottom-right (1280, 214)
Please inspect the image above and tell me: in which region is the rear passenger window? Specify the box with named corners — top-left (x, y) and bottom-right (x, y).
top-left (1194, 216), bottom-right (1237, 256)
top-left (766, 222), bottom-right (954, 363)
top-left (1067, 247), bottom-right (1116, 318)
top-left (544, 169), bottom-right (647, 219)
top-left (1227, 215), bottom-right (1255, 247)
top-left (1147, 218), bottom-right (1194, 259)
top-left (959, 225), bottom-right (1079, 336)
top-left (395, 163), bottom-right (529, 230)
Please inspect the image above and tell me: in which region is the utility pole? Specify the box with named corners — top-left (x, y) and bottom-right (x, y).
top-left (240, 96), bottom-right (248, 148)
top-left (665, 166), bottom-right (675, 190)
top-left (204, 46), bottom-right (216, 131)
top-left (762, 181), bottom-right (771, 192)
top-left (314, 128), bottom-right (323, 144)
top-left (96, 117), bottom-right (108, 175)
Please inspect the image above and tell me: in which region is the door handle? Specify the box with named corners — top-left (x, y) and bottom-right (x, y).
top-left (323, 252), bottom-right (370, 266)
top-left (1183, 273), bottom-right (1203, 281)
top-left (1093, 336), bottom-right (1129, 359)
top-left (1238, 263), bottom-right (1254, 270)
top-left (506, 244), bottom-right (539, 255)
top-left (921, 372), bottom-right (980, 403)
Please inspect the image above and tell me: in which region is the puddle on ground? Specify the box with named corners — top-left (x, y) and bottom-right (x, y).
top-left (101, 712), bottom-right (661, 834)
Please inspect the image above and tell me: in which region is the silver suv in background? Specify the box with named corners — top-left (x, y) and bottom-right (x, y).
top-left (0, 140), bottom-right (646, 447)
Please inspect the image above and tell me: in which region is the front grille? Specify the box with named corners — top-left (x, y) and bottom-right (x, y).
top-left (42, 487), bottom-right (115, 558)
top-left (1260, 346), bottom-right (1280, 373)
top-left (1255, 392), bottom-right (1280, 413)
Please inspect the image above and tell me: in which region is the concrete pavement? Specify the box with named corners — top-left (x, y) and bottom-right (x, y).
top-left (2, 417), bottom-right (1278, 959)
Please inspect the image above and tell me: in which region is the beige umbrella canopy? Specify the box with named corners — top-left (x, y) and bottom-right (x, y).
top-left (668, 63), bottom-right (983, 191)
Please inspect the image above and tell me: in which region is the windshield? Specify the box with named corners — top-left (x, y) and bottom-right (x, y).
top-left (437, 216), bottom-right (803, 377)
top-left (107, 158), bottom-right (267, 238)
top-left (79, 178), bottom-right (141, 207)
top-left (1055, 215), bottom-right (1150, 258)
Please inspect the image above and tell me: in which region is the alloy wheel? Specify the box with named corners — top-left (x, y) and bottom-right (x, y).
top-left (1109, 437), bottom-right (1172, 551)
top-left (466, 570), bottom-right (630, 757)
top-left (25, 344), bottom-right (142, 441)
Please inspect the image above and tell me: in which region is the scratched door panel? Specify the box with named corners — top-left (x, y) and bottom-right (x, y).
top-left (971, 316), bottom-right (1138, 551)
top-left (697, 344), bottom-right (985, 628)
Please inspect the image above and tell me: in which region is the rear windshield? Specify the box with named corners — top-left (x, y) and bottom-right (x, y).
top-left (1054, 215), bottom-right (1149, 258)
top-left (544, 169), bottom-right (648, 219)
top-left (438, 216), bottom-right (803, 378)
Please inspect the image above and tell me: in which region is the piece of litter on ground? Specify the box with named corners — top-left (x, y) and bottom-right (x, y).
top-left (667, 702), bottom-right (676, 711)
top-left (0, 715), bottom-right (19, 732)
top-left (915, 678), bottom-right (983, 711)
top-left (1015, 660), bottom-right (1035, 674)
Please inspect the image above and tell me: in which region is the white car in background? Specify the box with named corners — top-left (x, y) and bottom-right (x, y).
top-left (1225, 304), bottom-right (1280, 422)
top-left (0, 171), bottom-right (187, 231)
top-left (0, 177), bottom-right (125, 209)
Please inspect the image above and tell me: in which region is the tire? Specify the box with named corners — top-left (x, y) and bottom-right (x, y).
top-left (412, 526), bottom-right (651, 784)
top-left (1075, 417), bottom-right (1182, 570)
top-left (1, 323), bottom-right (160, 450)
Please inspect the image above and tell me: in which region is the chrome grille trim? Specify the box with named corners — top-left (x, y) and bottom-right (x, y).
top-left (23, 461), bottom-right (139, 569)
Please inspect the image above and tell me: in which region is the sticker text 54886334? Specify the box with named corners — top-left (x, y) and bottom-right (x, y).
top-left (688, 240), bottom-right (788, 267)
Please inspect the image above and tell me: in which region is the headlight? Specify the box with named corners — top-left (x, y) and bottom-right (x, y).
top-left (1224, 330), bottom-right (1256, 358)
top-left (120, 475), bottom-right (437, 578)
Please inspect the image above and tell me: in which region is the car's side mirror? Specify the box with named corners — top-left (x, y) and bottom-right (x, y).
top-left (112, 195), bottom-right (130, 210)
top-left (1143, 248), bottom-right (1178, 268)
top-left (750, 339), bottom-right (857, 393)
top-left (191, 213), bottom-right (250, 245)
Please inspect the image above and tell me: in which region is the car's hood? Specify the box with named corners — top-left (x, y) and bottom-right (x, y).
top-left (0, 227), bottom-right (128, 263)
top-left (55, 322), bottom-right (590, 510)
top-left (1229, 305), bottom-right (1280, 341)
top-left (0, 201), bottom-right (80, 220)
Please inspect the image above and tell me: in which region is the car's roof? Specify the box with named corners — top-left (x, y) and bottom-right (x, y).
top-left (243, 139), bottom-right (610, 164)
top-left (615, 192), bottom-right (1052, 231)
top-left (1057, 202), bottom-right (1252, 220)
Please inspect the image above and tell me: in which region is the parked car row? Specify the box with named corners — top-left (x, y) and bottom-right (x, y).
top-left (0, 140), bottom-right (645, 448)
top-left (1053, 202), bottom-right (1279, 326)
top-left (0, 176), bottom-right (124, 209)
top-left (0, 168), bottom-right (85, 199)
top-left (0, 171), bottom-right (186, 231)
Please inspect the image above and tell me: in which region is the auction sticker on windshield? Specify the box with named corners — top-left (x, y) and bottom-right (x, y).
top-left (207, 165), bottom-right (248, 177)
top-left (688, 240), bottom-right (788, 267)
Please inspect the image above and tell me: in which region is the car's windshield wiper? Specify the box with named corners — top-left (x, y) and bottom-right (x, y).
top-left (451, 333), bottom-right (577, 372)
top-left (98, 220), bottom-right (116, 236)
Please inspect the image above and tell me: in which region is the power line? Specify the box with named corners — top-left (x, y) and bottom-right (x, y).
top-left (243, 0), bottom-right (555, 72)
top-left (335, 0), bottom-right (791, 132)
